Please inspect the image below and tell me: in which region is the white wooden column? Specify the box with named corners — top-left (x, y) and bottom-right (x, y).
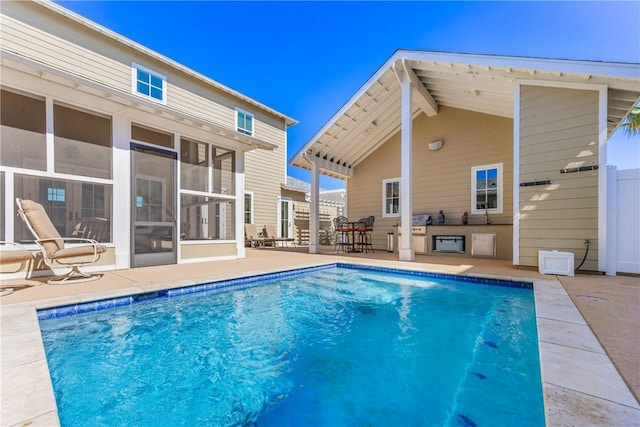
top-left (597, 86), bottom-right (608, 273)
top-left (112, 113), bottom-right (131, 269)
top-left (235, 150), bottom-right (246, 258)
top-left (308, 154), bottom-right (321, 254)
top-left (398, 67), bottom-right (414, 261)
top-left (606, 165), bottom-right (617, 276)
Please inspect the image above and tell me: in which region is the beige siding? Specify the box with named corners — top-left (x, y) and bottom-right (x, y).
top-left (348, 106), bottom-right (513, 255)
top-left (519, 85), bottom-right (599, 269)
top-left (245, 144), bottom-right (286, 229)
top-left (1, 2), bottom-right (293, 269)
top-left (180, 243), bottom-right (236, 260)
top-left (0, 2), bottom-right (286, 149)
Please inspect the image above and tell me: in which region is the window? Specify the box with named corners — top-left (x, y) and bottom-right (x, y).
top-left (47, 187), bottom-right (66, 202)
top-left (14, 175), bottom-right (112, 243)
top-left (244, 192), bottom-right (253, 224)
top-left (236, 108), bottom-right (254, 136)
top-left (132, 64), bottom-right (166, 103)
top-left (180, 195), bottom-right (235, 241)
top-left (471, 163), bottom-right (503, 214)
top-left (178, 142), bottom-right (237, 242)
top-left (382, 178), bottom-right (400, 217)
top-left (54, 104), bottom-right (112, 179)
top-left (212, 146), bottom-right (235, 195)
top-left (0, 88), bottom-right (46, 171)
top-left (180, 138), bottom-right (209, 192)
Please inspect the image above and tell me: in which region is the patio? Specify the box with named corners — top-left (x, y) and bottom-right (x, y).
top-left (1, 247), bottom-right (638, 426)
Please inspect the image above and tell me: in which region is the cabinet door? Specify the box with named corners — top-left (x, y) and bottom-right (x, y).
top-left (413, 236), bottom-right (427, 254)
top-left (396, 235), bottom-right (427, 253)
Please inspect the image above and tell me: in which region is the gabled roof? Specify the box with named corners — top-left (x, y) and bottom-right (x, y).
top-left (290, 50), bottom-right (640, 179)
top-left (35, 0), bottom-right (297, 127)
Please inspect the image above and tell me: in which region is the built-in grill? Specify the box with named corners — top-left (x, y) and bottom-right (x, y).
top-left (396, 214), bottom-right (432, 253)
top-left (396, 214), bottom-right (431, 235)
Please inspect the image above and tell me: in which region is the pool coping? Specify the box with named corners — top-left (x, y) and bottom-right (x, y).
top-left (2, 261), bottom-right (639, 426)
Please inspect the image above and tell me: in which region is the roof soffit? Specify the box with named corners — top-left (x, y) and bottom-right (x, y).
top-left (291, 50), bottom-right (640, 176)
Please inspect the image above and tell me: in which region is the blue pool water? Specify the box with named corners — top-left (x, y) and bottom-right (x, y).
top-left (39, 265), bottom-right (544, 426)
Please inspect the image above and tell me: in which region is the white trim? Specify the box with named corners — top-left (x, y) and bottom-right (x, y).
top-left (45, 97), bottom-right (54, 172)
top-left (131, 62), bottom-right (167, 105)
top-left (598, 86), bottom-right (608, 273)
top-left (235, 150), bottom-right (245, 258)
top-left (471, 163), bottom-right (504, 215)
top-left (179, 254), bottom-right (238, 264)
top-left (0, 167), bottom-right (114, 186)
top-left (3, 172), bottom-right (14, 242)
top-left (398, 71), bottom-right (414, 261)
top-left (606, 166), bottom-right (617, 276)
top-left (235, 107), bottom-right (254, 137)
top-left (112, 114), bottom-right (130, 269)
top-left (381, 177), bottom-right (401, 218)
top-left (244, 191), bottom-right (254, 225)
top-left (513, 83), bottom-right (521, 266)
top-left (179, 240), bottom-right (236, 245)
top-left (277, 196), bottom-right (293, 239)
top-left (401, 50), bottom-right (640, 80)
top-left (513, 79), bottom-right (608, 93)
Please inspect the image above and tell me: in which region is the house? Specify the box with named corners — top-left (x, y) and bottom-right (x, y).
top-left (0, 0), bottom-right (296, 274)
top-left (280, 176), bottom-right (345, 245)
top-left (291, 50), bottom-right (640, 274)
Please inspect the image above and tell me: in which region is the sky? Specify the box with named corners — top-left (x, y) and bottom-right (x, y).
top-left (57, 1), bottom-right (640, 190)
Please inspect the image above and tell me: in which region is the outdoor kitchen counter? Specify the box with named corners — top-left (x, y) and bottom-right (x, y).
top-left (394, 223), bottom-right (512, 259)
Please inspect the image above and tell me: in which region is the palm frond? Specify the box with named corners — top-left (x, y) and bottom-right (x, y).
top-left (621, 106), bottom-right (640, 137)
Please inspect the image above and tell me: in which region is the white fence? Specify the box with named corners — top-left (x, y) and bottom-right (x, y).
top-left (609, 167), bottom-right (640, 274)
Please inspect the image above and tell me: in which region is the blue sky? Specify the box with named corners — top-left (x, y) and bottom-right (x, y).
top-left (58, 1), bottom-right (639, 189)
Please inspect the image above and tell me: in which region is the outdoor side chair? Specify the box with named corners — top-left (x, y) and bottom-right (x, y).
top-left (263, 225), bottom-right (296, 247)
top-left (244, 224), bottom-right (275, 248)
top-left (16, 198), bottom-right (107, 285)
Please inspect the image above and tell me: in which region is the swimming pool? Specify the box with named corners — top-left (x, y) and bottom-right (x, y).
top-left (39, 264), bottom-right (545, 426)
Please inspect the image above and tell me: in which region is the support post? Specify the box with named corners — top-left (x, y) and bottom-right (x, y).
top-left (397, 65), bottom-right (414, 261)
top-left (112, 113), bottom-right (131, 269)
top-left (303, 153), bottom-right (322, 254)
top-left (235, 151), bottom-right (246, 258)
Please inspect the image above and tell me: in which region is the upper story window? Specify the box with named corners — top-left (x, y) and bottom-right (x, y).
top-left (382, 178), bottom-right (400, 218)
top-left (236, 108), bottom-right (254, 136)
top-left (471, 163), bottom-right (503, 214)
top-left (132, 64), bottom-right (166, 103)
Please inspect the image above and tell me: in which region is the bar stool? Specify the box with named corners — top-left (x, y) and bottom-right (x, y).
top-left (333, 216), bottom-right (352, 254)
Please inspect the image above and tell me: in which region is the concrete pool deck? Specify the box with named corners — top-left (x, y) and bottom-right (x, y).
top-left (1, 248), bottom-right (639, 426)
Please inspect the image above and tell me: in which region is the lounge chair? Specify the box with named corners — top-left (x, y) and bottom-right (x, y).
top-left (0, 241), bottom-right (34, 296)
top-left (263, 224), bottom-right (296, 247)
top-left (16, 198), bottom-right (107, 284)
top-left (244, 224), bottom-right (275, 248)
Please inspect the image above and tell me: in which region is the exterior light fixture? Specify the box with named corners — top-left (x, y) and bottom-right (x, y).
top-left (428, 139), bottom-right (443, 151)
